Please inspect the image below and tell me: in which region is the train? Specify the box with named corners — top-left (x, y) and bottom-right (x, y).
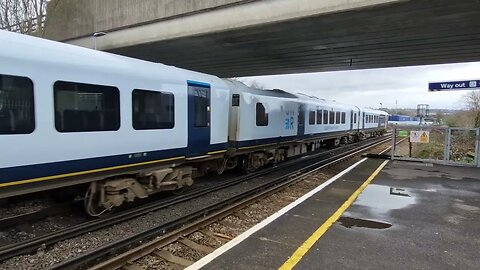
top-left (0, 30), bottom-right (388, 215)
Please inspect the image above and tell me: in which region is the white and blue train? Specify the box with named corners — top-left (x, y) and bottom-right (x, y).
top-left (0, 31), bottom-right (388, 215)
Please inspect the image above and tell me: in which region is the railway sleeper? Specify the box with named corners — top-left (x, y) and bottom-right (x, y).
top-left (84, 166), bottom-right (193, 216)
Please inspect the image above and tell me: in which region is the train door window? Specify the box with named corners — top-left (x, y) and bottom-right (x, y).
top-left (193, 88), bottom-right (209, 127)
top-left (54, 81), bottom-right (120, 132)
top-left (323, 110), bottom-right (329, 124)
top-left (0, 74), bottom-right (35, 134)
top-left (329, 110), bottom-right (335, 124)
top-left (256, 103), bottom-right (268, 126)
top-left (132, 89), bottom-right (174, 130)
top-left (341, 112), bottom-right (346, 124)
top-left (335, 111), bottom-right (341, 124)
top-left (316, 110), bottom-right (322, 124)
top-left (309, 110), bottom-right (315, 125)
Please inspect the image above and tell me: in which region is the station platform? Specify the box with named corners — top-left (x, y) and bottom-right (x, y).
top-left (187, 158), bottom-right (480, 270)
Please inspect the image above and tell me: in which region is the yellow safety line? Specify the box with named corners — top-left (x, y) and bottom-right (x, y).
top-left (278, 160), bottom-right (389, 270)
top-left (0, 156), bottom-right (185, 188)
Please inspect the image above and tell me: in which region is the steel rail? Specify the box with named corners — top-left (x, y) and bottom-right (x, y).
top-left (48, 136), bottom-right (392, 270)
top-left (0, 203), bottom-right (73, 230)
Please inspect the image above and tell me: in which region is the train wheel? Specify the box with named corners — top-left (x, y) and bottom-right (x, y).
top-left (241, 155), bottom-right (256, 174)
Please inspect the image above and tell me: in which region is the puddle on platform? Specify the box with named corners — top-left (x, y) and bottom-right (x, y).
top-left (354, 184), bottom-right (416, 214)
top-left (337, 217), bottom-right (392, 229)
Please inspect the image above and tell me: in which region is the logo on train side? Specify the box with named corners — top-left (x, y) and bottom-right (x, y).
top-left (285, 110), bottom-right (295, 129)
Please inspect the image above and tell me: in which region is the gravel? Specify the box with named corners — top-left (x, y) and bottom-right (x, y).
top-left (134, 254), bottom-right (179, 270)
top-left (187, 232), bottom-right (223, 249)
top-left (0, 199), bottom-right (50, 218)
top-left (165, 242), bottom-right (205, 262)
top-left (1, 215), bottom-right (88, 245)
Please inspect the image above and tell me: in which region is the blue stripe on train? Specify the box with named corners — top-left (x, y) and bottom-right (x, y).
top-left (232, 130), bottom-right (356, 148)
top-left (0, 143), bottom-right (228, 184)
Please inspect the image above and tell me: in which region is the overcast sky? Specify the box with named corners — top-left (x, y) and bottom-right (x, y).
top-left (239, 62), bottom-right (480, 110)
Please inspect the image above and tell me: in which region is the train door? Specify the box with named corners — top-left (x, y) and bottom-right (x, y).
top-left (350, 110), bottom-right (354, 130)
top-left (187, 81), bottom-right (211, 157)
top-left (297, 104), bottom-right (305, 136)
top-left (362, 112), bottom-right (365, 129)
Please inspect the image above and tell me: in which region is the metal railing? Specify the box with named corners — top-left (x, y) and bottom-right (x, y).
top-left (391, 126), bottom-right (480, 167)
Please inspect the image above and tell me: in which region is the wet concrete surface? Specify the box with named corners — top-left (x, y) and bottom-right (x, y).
top-left (201, 160), bottom-right (480, 270)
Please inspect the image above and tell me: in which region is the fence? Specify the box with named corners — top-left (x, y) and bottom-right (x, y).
top-left (391, 126), bottom-right (480, 167)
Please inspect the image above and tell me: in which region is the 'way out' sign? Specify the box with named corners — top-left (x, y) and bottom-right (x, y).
top-left (410, 131), bottom-right (429, 143)
top-left (429, 80), bottom-right (480, 91)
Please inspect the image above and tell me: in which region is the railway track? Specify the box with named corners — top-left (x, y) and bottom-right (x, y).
top-left (0, 204), bottom-right (73, 231)
top-left (0, 137), bottom-right (386, 262)
top-left (42, 135), bottom-right (394, 270)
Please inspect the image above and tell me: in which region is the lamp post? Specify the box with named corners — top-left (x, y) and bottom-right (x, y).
top-left (93, 32), bottom-right (107, 50)
top-left (379, 102), bottom-right (383, 109)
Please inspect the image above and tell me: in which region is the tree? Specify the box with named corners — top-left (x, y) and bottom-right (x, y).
top-left (0, 0), bottom-right (47, 36)
top-left (463, 91), bottom-right (480, 127)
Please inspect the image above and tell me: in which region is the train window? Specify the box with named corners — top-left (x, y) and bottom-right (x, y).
top-left (335, 111), bottom-right (341, 124)
top-left (54, 81), bottom-right (120, 132)
top-left (133, 89), bottom-right (174, 130)
top-left (323, 110), bottom-right (329, 124)
top-left (256, 103), bottom-right (268, 126)
top-left (341, 112), bottom-right (346, 124)
top-left (309, 110), bottom-right (315, 125)
top-left (0, 74), bottom-right (35, 134)
top-left (316, 110), bottom-right (322, 124)
top-left (193, 87), bottom-right (209, 127)
top-left (329, 111), bottom-right (335, 124)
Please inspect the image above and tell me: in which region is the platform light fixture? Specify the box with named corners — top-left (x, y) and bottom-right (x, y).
top-left (93, 31), bottom-right (107, 50)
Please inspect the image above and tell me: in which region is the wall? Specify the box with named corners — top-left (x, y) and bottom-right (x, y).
top-left (44, 0), bottom-right (251, 41)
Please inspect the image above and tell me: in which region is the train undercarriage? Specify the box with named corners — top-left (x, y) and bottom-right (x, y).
top-left (83, 129), bottom-right (385, 216)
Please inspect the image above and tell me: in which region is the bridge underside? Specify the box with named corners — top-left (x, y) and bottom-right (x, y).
top-left (106, 0), bottom-right (480, 77)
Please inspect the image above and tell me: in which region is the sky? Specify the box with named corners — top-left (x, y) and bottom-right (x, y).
top-left (239, 62), bottom-right (480, 110)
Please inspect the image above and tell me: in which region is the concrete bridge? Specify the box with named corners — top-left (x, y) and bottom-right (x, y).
top-left (44, 0), bottom-right (480, 77)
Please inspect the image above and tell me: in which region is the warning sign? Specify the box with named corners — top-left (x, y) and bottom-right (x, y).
top-left (410, 131), bottom-right (430, 143)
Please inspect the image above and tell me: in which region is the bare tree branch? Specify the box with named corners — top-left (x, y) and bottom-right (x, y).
top-left (463, 91), bottom-right (480, 127)
top-left (0, 0), bottom-right (47, 36)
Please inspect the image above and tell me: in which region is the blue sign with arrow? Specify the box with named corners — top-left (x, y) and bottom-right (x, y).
top-left (429, 80), bottom-right (480, 91)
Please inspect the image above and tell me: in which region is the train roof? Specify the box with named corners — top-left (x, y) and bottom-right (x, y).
top-left (0, 30), bottom-right (222, 86)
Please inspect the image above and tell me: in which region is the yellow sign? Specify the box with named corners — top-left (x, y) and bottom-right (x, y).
top-left (410, 131), bottom-right (430, 143)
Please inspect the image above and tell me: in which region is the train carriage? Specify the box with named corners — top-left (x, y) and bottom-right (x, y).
top-left (0, 30), bottom-right (230, 215)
